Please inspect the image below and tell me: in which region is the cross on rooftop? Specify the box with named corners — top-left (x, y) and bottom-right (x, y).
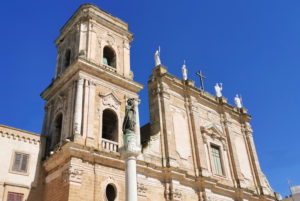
top-left (196, 70), bottom-right (206, 90)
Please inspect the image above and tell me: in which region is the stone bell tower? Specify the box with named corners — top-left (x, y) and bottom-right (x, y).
top-left (40, 4), bottom-right (142, 201)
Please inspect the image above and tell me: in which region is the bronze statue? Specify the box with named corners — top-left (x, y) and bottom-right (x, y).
top-left (122, 98), bottom-right (136, 135)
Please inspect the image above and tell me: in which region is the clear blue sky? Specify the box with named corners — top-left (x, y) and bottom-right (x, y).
top-left (0, 0), bottom-right (299, 197)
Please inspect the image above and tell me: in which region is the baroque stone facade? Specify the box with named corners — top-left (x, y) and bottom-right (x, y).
top-left (0, 4), bottom-right (280, 201)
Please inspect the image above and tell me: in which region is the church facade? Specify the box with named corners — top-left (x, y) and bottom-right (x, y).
top-left (0, 4), bottom-right (279, 201)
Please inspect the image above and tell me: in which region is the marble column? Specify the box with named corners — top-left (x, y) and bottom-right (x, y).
top-left (121, 133), bottom-right (141, 201)
top-left (134, 99), bottom-right (141, 145)
top-left (73, 79), bottom-right (84, 136)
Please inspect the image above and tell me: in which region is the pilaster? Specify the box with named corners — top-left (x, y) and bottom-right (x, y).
top-left (86, 81), bottom-right (96, 147)
top-left (221, 112), bottom-right (245, 188)
top-left (188, 101), bottom-right (210, 177)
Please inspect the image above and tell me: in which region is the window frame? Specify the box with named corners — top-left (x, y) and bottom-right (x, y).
top-left (7, 192), bottom-right (24, 201)
top-left (209, 143), bottom-right (225, 176)
top-left (105, 183), bottom-right (117, 201)
top-left (10, 151), bottom-right (30, 175)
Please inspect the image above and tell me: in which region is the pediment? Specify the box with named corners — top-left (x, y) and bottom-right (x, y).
top-left (100, 92), bottom-right (121, 109)
top-left (200, 123), bottom-right (225, 140)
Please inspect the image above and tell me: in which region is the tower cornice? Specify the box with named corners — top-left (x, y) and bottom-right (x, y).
top-left (41, 58), bottom-right (143, 100)
top-left (55, 4), bottom-right (133, 45)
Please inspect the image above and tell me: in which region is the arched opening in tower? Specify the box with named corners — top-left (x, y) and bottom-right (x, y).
top-left (64, 49), bottom-right (71, 69)
top-left (102, 109), bottom-right (118, 142)
top-left (102, 46), bottom-right (116, 68)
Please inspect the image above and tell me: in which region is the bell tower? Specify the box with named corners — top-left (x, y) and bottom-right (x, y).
top-left (40, 5), bottom-right (143, 201)
top-left (41, 4), bottom-right (143, 155)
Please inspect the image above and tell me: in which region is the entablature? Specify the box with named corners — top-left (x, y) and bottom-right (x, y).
top-left (41, 58), bottom-right (143, 100)
top-left (56, 4), bottom-right (132, 45)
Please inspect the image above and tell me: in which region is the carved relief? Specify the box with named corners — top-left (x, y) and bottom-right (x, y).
top-left (106, 32), bottom-right (115, 46)
top-left (101, 92), bottom-right (121, 110)
top-left (172, 189), bottom-right (182, 201)
top-left (137, 183), bottom-right (147, 197)
top-left (62, 166), bottom-right (83, 184)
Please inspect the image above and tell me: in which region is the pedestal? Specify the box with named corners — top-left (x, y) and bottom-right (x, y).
top-left (120, 133), bottom-right (141, 201)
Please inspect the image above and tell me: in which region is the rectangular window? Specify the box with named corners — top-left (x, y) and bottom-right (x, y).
top-left (7, 192), bottom-right (23, 201)
top-left (211, 145), bottom-right (224, 175)
top-left (12, 152), bottom-right (29, 173)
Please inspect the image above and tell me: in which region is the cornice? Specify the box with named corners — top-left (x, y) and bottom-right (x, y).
top-left (41, 58), bottom-right (143, 100)
top-left (150, 65), bottom-right (251, 121)
top-left (42, 142), bottom-right (277, 200)
top-left (55, 4), bottom-right (132, 45)
top-left (0, 124), bottom-right (41, 145)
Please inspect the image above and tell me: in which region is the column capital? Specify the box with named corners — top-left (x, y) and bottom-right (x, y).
top-left (120, 134), bottom-right (141, 159)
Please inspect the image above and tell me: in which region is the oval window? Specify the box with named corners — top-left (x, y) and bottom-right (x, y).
top-left (106, 184), bottom-right (116, 201)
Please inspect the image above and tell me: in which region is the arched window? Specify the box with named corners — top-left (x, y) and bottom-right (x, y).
top-left (102, 46), bottom-right (116, 68)
top-left (105, 184), bottom-right (117, 201)
top-left (52, 113), bottom-right (63, 149)
top-left (102, 109), bottom-right (118, 142)
top-left (64, 49), bottom-right (71, 69)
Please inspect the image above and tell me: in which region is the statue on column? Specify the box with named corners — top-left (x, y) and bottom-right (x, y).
top-left (214, 83), bottom-right (223, 98)
top-left (154, 46), bottom-right (161, 66)
top-left (182, 60), bottom-right (188, 81)
top-left (234, 94), bottom-right (243, 108)
top-left (122, 98), bottom-right (136, 135)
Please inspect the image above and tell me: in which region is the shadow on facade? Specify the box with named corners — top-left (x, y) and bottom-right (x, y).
top-left (27, 135), bottom-right (46, 201)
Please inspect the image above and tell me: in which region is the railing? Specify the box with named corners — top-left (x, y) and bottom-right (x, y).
top-left (101, 138), bottom-right (119, 152)
top-left (102, 64), bottom-right (117, 73)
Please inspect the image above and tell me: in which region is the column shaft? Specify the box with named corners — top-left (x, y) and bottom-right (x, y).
top-left (73, 79), bottom-right (84, 135)
top-left (134, 99), bottom-right (141, 145)
top-left (126, 156), bottom-right (138, 201)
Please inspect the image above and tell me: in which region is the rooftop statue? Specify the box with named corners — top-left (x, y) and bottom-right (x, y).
top-left (154, 46), bottom-right (161, 66)
top-left (214, 83), bottom-right (223, 98)
top-left (182, 60), bottom-right (188, 81)
top-left (234, 94), bottom-right (243, 108)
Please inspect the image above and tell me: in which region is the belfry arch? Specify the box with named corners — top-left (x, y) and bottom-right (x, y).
top-left (102, 109), bottom-right (118, 142)
top-left (102, 46), bottom-right (116, 68)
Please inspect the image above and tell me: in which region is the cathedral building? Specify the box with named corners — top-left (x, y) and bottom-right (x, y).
top-left (0, 4), bottom-right (280, 201)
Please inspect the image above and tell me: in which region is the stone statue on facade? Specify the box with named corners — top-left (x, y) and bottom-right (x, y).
top-left (182, 60), bottom-right (188, 81)
top-left (154, 46), bottom-right (161, 66)
top-left (214, 83), bottom-right (223, 98)
top-left (122, 98), bottom-right (136, 135)
top-left (234, 94), bottom-right (243, 108)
